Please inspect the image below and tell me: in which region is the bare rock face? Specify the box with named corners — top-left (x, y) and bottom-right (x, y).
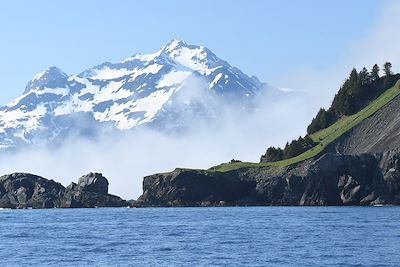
top-left (328, 93), bottom-right (400, 155)
top-left (136, 151), bottom-right (400, 207)
top-left (0, 173), bottom-right (64, 208)
top-left (78, 172), bottom-right (109, 195)
top-left (136, 168), bottom-right (255, 207)
top-left (0, 172), bottom-right (129, 209)
top-left (59, 172), bottom-right (128, 208)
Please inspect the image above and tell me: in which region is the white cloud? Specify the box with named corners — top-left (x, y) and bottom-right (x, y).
top-left (0, 87), bottom-right (312, 200)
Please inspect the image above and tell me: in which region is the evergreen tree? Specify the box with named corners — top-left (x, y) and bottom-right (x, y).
top-left (307, 108), bottom-right (335, 134)
top-left (359, 67), bottom-right (370, 85)
top-left (349, 68), bottom-right (358, 82)
top-left (261, 147), bottom-right (283, 162)
top-left (330, 68), bottom-right (361, 116)
top-left (371, 64), bottom-right (380, 80)
top-left (261, 136), bottom-right (316, 162)
top-left (349, 68), bottom-right (362, 97)
top-left (383, 62), bottom-right (392, 76)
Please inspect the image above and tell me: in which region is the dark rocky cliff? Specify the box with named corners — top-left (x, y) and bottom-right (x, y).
top-left (0, 172), bottom-right (128, 208)
top-left (0, 173), bottom-right (65, 208)
top-left (136, 150), bottom-right (400, 207)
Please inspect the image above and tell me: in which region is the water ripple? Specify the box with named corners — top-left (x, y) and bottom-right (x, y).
top-left (0, 207), bottom-right (399, 266)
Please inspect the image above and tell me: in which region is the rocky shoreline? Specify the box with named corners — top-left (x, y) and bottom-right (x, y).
top-left (135, 150), bottom-right (400, 207)
top-left (3, 150), bottom-right (400, 209)
top-left (0, 172), bottom-right (129, 209)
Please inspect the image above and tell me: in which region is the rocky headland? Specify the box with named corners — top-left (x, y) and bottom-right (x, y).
top-left (135, 150), bottom-right (400, 207)
top-left (134, 76), bottom-right (400, 207)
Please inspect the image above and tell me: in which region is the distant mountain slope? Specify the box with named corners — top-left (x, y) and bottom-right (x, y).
top-left (0, 39), bottom-right (274, 149)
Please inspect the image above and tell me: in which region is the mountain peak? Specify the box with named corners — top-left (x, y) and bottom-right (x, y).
top-left (122, 39), bottom-right (190, 63)
top-left (32, 66), bottom-right (67, 81)
top-left (24, 66), bottom-right (68, 93)
top-left (162, 39), bottom-right (188, 51)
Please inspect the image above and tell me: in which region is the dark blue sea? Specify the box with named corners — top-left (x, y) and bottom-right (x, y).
top-left (0, 207), bottom-right (399, 266)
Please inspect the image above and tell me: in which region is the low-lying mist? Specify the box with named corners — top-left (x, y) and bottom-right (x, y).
top-left (0, 87), bottom-right (316, 199)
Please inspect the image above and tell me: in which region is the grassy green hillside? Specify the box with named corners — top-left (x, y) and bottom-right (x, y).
top-left (210, 79), bottom-right (400, 172)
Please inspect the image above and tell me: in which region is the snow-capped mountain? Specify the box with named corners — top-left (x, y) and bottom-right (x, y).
top-left (0, 39), bottom-right (273, 149)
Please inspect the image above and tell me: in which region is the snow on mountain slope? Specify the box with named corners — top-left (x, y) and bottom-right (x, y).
top-left (0, 39), bottom-right (273, 149)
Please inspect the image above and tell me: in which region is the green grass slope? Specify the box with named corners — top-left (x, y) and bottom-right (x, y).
top-left (211, 79), bottom-right (400, 172)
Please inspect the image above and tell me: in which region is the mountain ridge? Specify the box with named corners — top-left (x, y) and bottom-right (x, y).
top-left (0, 39), bottom-right (274, 149)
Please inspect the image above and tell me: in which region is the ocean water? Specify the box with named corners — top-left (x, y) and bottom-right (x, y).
top-left (0, 207), bottom-right (399, 266)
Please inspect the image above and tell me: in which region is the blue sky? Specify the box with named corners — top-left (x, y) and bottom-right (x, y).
top-left (0, 0), bottom-right (395, 104)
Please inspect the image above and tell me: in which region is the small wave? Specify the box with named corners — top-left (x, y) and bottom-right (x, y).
top-left (155, 247), bottom-right (173, 252)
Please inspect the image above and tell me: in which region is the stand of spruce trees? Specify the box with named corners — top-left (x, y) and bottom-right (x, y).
top-left (261, 62), bottom-right (399, 163)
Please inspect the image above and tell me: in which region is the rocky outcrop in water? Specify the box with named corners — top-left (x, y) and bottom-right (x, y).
top-left (60, 173), bottom-right (129, 208)
top-left (0, 173), bottom-right (65, 208)
top-left (0, 172), bottom-right (128, 208)
top-left (136, 150), bottom-right (400, 207)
